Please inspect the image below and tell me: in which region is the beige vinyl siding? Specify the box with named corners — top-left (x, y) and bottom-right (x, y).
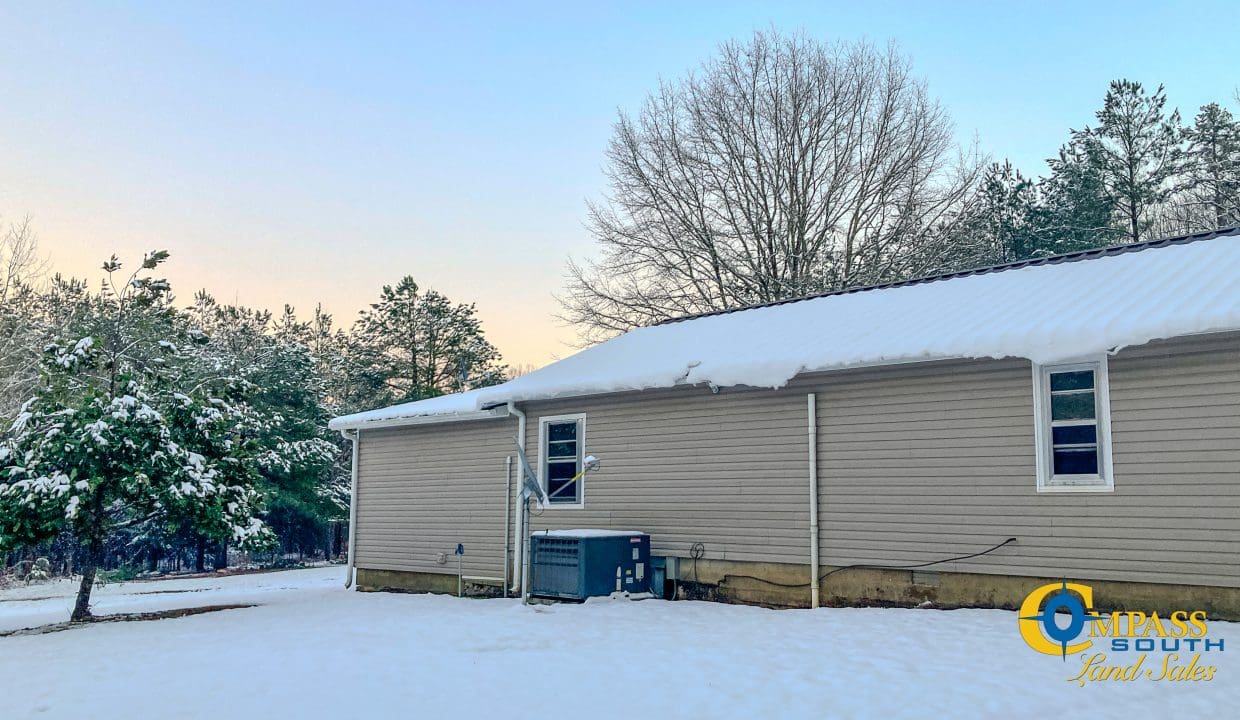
top-left (522, 387), bottom-right (811, 565)
top-left (353, 419), bottom-right (515, 578)
top-left (809, 332), bottom-right (1240, 588)
top-left (350, 331), bottom-right (1240, 590)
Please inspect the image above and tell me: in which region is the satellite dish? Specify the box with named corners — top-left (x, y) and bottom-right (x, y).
top-left (515, 443), bottom-right (549, 508)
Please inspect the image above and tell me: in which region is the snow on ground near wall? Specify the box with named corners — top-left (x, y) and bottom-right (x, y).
top-left (1, 567), bottom-right (1237, 719)
top-left (331, 231), bottom-right (1240, 428)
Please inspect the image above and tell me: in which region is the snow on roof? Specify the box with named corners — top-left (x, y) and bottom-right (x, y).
top-left (331, 227), bottom-right (1240, 430)
top-left (329, 388), bottom-right (497, 429)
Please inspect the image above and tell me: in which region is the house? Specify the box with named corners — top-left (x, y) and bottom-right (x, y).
top-left (329, 227), bottom-right (1240, 617)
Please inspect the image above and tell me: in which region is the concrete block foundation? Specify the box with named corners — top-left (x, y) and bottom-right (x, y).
top-left (355, 561), bottom-right (1240, 620)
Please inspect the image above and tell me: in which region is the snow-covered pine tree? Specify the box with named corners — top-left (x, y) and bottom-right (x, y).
top-left (0, 252), bottom-right (274, 621)
top-left (183, 297), bottom-right (344, 563)
top-left (257, 306), bottom-right (344, 557)
top-left (300, 305), bottom-right (356, 557)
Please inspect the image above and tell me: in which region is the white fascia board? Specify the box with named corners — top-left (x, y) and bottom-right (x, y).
top-left (327, 406), bottom-right (510, 431)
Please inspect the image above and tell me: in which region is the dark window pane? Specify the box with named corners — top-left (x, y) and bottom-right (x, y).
top-left (1051, 392), bottom-right (1095, 421)
top-left (1050, 370), bottom-right (1094, 392)
top-left (548, 422), bottom-right (577, 442)
top-left (1052, 424), bottom-right (1097, 446)
top-left (1054, 448), bottom-right (1099, 475)
top-left (547, 460), bottom-right (581, 502)
top-left (547, 441), bottom-right (576, 459)
top-left (547, 477), bottom-right (579, 503)
top-left (547, 465), bottom-right (580, 502)
top-left (547, 461), bottom-right (579, 480)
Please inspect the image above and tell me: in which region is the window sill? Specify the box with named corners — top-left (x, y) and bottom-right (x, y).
top-left (1037, 480), bottom-right (1114, 493)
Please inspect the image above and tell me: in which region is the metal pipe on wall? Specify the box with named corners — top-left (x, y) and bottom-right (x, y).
top-left (507, 403), bottom-right (527, 596)
top-left (807, 393), bottom-right (820, 609)
top-left (521, 508), bottom-right (531, 603)
top-left (503, 455), bottom-right (512, 594)
top-left (342, 428), bottom-right (360, 589)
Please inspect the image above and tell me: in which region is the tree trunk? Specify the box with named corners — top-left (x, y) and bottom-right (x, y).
top-left (213, 542), bottom-right (228, 571)
top-left (71, 537), bottom-right (102, 622)
top-left (195, 537), bottom-right (206, 573)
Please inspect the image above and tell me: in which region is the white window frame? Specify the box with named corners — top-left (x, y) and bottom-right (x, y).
top-left (1032, 356), bottom-right (1115, 493)
top-left (537, 413), bottom-right (587, 509)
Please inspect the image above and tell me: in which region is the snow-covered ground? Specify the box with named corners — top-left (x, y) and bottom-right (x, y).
top-left (1, 566), bottom-right (1236, 718)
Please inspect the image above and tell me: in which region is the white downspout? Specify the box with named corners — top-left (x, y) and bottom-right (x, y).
top-left (807, 393), bottom-right (820, 609)
top-left (507, 402), bottom-right (527, 597)
top-left (503, 455), bottom-right (512, 594)
top-left (342, 428), bottom-right (360, 588)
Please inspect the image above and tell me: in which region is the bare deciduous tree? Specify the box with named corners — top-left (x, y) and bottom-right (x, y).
top-left (0, 216), bottom-right (48, 420)
top-left (561, 31), bottom-right (982, 341)
top-left (1, 216), bottom-right (45, 302)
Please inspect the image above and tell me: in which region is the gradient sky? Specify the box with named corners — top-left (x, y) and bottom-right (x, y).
top-left (1, 1), bottom-right (1236, 368)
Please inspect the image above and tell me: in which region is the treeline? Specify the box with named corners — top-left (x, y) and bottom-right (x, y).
top-left (953, 80), bottom-right (1240, 266)
top-left (0, 227), bottom-right (506, 586)
top-left (562, 33), bottom-right (1240, 340)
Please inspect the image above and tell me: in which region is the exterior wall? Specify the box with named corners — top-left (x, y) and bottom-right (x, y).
top-left (520, 386), bottom-right (810, 565)
top-left (520, 331), bottom-right (1240, 593)
top-left (350, 331), bottom-right (1240, 607)
top-left (353, 418), bottom-right (516, 581)
top-left (808, 331), bottom-right (1240, 590)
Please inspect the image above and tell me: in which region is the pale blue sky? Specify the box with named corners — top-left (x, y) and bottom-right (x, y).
top-left (1, 1), bottom-right (1236, 365)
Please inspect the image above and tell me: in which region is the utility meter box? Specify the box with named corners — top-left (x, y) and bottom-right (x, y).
top-left (529, 530), bottom-right (651, 600)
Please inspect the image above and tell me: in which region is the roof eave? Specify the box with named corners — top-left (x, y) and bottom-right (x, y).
top-left (328, 406), bottom-right (511, 432)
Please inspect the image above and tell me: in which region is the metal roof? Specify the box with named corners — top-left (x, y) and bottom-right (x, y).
top-left (657, 226), bottom-right (1240, 327)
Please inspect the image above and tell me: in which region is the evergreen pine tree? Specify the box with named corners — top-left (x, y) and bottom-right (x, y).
top-left (1035, 137), bottom-right (1125, 252)
top-left (967, 161), bottom-right (1041, 263)
top-left (351, 277), bottom-right (506, 406)
top-left (1177, 102), bottom-right (1240, 230)
top-left (0, 253), bottom-right (274, 620)
top-left (188, 298), bottom-right (344, 562)
top-left (1085, 80), bottom-right (1182, 243)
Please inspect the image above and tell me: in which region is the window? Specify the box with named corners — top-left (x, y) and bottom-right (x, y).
top-left (1033, 358), bottom-right (1113, 492)
top-left (539, 414), bottom-right (586, 507)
